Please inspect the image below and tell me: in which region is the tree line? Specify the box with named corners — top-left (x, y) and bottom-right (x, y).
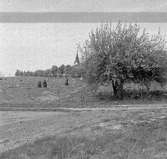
top-left (15, 64), bottom-right (72, 77)
top-left (15, 64), bottom-right (85, 78)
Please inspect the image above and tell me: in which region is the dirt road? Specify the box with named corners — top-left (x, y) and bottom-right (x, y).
top-left (0, 103), bottom-right (167, 111)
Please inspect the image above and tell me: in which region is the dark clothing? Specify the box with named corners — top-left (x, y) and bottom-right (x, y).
top-left (43, 80), bottom-right (47, 88)
top-left (65, 78), bottom-right (69, 85)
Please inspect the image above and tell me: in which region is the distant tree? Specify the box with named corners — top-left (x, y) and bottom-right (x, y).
top-left (45, 69), bottom-right (52, 77)
top-left (15, 70), bottom-right (24, 76)
top-left (51, 65), bottom-right (58, 77)
top-left (15, 70), bottom-right (21, 76)
top-left (24, 71), bottom-right (33, 76)
top-left (34, 70), bottom-right (45, 77)
top-left (82, 23), bottom-right (167, 99)
top-left (59, 64), bottom-right (65, 75)
top-left (65, 65), bottom-right (72, 75)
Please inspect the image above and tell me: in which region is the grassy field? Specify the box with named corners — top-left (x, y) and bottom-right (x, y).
top-left (0, 76), bottom-right (88, 108)
top-left (1, 109), bottom-right (167, 159)
top-left (0, 76), bottom-right (167, 110)
top-left (0, 76), bottom-right (167, 158)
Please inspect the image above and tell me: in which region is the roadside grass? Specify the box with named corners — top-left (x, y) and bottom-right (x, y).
top-left (1, 111), bottom-right (167, 159)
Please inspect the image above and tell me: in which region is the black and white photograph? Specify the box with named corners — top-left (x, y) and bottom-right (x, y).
top-left (0, 0), bottom-right (167, 158)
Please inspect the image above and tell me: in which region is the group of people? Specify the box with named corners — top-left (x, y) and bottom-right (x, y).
top-left (37, 80), bottom-right (47, 88)
top-left (37, 77), bottom-right (69, 88)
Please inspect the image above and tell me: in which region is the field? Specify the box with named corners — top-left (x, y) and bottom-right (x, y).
top-left (1, 109), bottom-right (167, 159)
top-left (0, 76), bottom-right (88, 109)
top-left (0, 76), bottom-right (167, 111)
top-left (0, 76), bottom-right (167, 158)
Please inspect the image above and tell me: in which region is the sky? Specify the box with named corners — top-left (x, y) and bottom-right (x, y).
top-left (0, 0), bottom-right (167, 12)
top-left (0, 23), bottom-right (98, 75)
top-left (0, 0), bottom-right (167, 76)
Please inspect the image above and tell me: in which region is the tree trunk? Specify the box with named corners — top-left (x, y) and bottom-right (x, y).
top-left (112, 80), bottom-right (117, 97)
top-left (144, 81), bottom-right (151, 96)
top-left (112, 79), bottom-right (124, 99)
top-left (117, 81), bottom-right (124, 99)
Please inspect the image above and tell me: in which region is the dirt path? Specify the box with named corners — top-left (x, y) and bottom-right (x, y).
top-left (0, 103), bottom-right (167, 111)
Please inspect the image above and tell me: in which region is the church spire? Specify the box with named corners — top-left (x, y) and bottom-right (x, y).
top-left (74, 49), bottom-right (80, 65)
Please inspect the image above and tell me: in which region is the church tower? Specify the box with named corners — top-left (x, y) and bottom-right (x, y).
top-left (74, 50), bottom-right (80, 65)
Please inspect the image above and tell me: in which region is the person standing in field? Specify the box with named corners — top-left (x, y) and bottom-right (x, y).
top-left (43, 80), bottom-right (47, 88)
top-left (65, 75), bottom-right (69, 86)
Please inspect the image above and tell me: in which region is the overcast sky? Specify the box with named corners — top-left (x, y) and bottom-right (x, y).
top-left (0, 0), bottom-right (167, 76)
top-left (0, 0), bottom-right (167, 12)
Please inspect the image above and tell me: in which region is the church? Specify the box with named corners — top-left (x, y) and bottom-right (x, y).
top-left (74, 51), bottom-right (80, 65)
top-left (72, 49), bottom-right (85, 78)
